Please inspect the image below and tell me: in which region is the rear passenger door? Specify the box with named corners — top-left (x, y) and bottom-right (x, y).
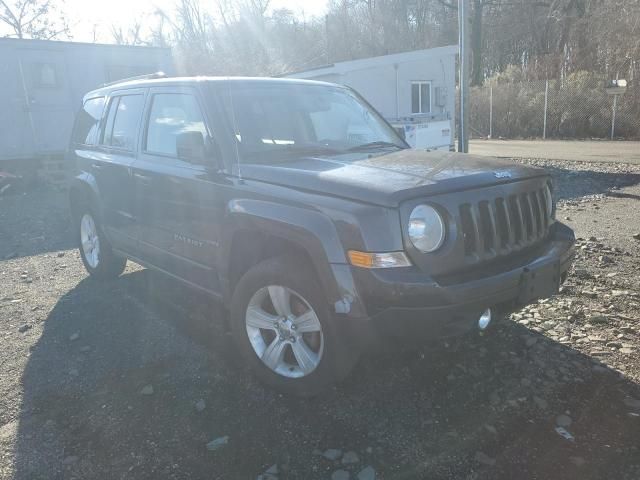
top-left (131, 86), bottom-right (225, 293)
top-left (70, 95), bottom-right (106, 171)
top-left (92, 89), bottom-right (146, 253)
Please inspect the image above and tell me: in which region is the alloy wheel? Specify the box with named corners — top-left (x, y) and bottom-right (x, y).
top-left (80, 213), bottom-right (100, 269)
top-left (245, 285), bottom-right (324, 378)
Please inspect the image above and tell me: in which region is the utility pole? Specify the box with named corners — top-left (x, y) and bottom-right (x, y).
top-left (611, 93), bottom-right (618, 140)
top-left (489, 85), bottom-right (493, 139)
top-left (606, 77), bottom-right (627, 140)
top-left (543, 79), bottom-right (549, 140)
top-left (325, 15), bottom-right (330, 64)
top-left (458, 0), bottom-right (471, 153)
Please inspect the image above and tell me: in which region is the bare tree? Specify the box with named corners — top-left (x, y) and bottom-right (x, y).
top-left (110, 21), bottom-right (145, 46)
top-left (0, 0), bottom-right (70, 39)
top-left (148, 11), bottom-right (170, 47)
top-left (147, 0), bottom-right (638, 89)
top-left (157, 0), bottom-right (212, 50)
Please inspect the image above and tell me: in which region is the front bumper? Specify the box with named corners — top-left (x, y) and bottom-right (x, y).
top-left (338, 222), bottom-right (575, 347)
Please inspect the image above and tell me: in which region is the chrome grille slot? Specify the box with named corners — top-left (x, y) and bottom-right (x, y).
top-left (494, 198), bottom-right (510, 249)
top-left (538, 189), bottom-right (550, 230)
top-left (536, 189), bottom-right (548, 234)
top-left (530, 191), bottom-right (542, 237)
top-left (478, 201), bottom-right (495, 253)
top-left (520, 193), bottom-right (534, 240)
top-left (459, 204), bottom-right (476, 255)
top-left (508, 195), bottom-right (523, 245)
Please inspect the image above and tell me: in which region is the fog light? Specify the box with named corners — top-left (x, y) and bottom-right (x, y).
top-left (478, 309), bottom-right (492, 330)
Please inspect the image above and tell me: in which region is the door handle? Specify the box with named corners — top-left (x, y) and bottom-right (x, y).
top-left (91, 163), bottom-right (103, 170)
top-left (134, 172), bottom-right (152, 186)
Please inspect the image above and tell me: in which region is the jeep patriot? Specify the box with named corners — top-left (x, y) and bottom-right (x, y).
top-left (67, 75), bottom-right (575, 395)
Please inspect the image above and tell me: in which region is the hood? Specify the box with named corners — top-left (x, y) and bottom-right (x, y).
top-left (240, 149), bottom-right (548, 207)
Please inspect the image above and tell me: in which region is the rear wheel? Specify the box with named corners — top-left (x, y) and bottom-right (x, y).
top-left (231, 255), bottom-right (357, 396)
top-left (76, 208), bottom-right (126, 279)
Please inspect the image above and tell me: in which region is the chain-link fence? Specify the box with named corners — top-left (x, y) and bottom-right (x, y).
top-left (470, 72), bottom-right (640, 140)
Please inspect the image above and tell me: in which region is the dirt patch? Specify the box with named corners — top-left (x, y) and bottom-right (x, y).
top-left (1, 159), bottom-right (640, 479)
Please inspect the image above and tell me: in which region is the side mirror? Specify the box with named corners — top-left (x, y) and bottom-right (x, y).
top-left (176, 131), bottom-right (206, 162)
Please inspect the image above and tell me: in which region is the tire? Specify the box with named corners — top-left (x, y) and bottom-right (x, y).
top-left (230, 255), bottom-right (358, 396)
top-left (75, 207), bottom-right (127, 280)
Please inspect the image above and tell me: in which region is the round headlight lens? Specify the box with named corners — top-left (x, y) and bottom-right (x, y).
top-left (408, 204), bottom-right (445, 252)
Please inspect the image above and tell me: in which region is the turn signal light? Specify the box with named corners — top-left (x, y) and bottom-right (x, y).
top-left (347, 250), bottom-right (411, 269)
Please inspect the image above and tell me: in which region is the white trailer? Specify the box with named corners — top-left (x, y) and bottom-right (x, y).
top-left (285, 46), bottom-right (457, 151)
top-left (0, 38), bottom-right (174, 165)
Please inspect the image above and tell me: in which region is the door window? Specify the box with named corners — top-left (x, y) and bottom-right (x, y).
top-left (72, 97), bottom-right (105, 145)
top-left (145, 93), bottom-right (208, 159)
top-left (101, 94), bottom-right (145, 151)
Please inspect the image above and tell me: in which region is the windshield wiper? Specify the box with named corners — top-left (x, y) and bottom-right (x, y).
top-left (347, 141), bottom-right (405, 152)
top-left (242, 144), bottom-right (342, 164)
top-left (282, 144), bottom-right (342, 156)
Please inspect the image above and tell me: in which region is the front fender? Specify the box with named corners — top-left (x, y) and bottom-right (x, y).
top-left (222, 199), bottom-right (366, 318)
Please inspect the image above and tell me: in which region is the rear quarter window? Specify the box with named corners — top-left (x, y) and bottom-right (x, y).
top-left (71, 97), bottom-right (105, 146)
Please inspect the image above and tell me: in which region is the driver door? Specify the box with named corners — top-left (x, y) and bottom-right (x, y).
top-left (131, 86), bottom-right (226, 293)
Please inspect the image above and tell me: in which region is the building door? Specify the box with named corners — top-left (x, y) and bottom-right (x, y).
top-left (17, 47), bottom-right (75, 157)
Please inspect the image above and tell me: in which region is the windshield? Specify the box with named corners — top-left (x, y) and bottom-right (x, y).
top-left (220, 83), bottom-right (406, 163)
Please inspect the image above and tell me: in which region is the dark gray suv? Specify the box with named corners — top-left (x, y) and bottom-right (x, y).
top-left (67, 75), bottom-right (575, 396)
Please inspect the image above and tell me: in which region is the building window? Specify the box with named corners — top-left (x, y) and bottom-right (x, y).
top-left (32, 63), bottom-right (59, 88)
top-left (411, 81), bottom-right (431, 114)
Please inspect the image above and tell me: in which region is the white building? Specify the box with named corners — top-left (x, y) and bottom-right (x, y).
top-left (285, 45), bottom-right (458, 151)
top-left (0, 38), bottom-right (174, 164)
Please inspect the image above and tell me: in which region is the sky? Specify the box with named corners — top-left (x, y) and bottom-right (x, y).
top-left (63, 0), bottom-right (329, 43)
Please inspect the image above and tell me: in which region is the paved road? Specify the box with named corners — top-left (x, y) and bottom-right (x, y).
top-left (470, 139), bottom-right (640, 164)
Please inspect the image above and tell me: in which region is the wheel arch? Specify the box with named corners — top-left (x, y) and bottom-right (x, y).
top-left (221, 199), bottom-right (362, 316)
top-left (68, 174), bottom-right (102, 223)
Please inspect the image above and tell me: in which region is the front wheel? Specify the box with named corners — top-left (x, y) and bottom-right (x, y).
top-left (76, 209), bottom-right (126, 279)
top-left (230, 255), bottom-right (358, 396)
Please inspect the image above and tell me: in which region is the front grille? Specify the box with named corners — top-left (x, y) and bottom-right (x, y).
top-left (459, 186), bottom-right (551, 261)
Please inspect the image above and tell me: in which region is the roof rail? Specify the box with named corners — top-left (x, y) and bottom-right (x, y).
top-left (101, 71), bottom-right (168, 87)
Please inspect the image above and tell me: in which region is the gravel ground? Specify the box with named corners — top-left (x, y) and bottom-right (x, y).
top-left (1, 159), bottom-right (640, 480)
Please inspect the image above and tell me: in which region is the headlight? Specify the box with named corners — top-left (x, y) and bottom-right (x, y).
top-left (408, 204), bottom-right (445, 252)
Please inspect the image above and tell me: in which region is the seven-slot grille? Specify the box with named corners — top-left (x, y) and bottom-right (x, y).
top-left (459, 185), bottom-right (552, 260)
